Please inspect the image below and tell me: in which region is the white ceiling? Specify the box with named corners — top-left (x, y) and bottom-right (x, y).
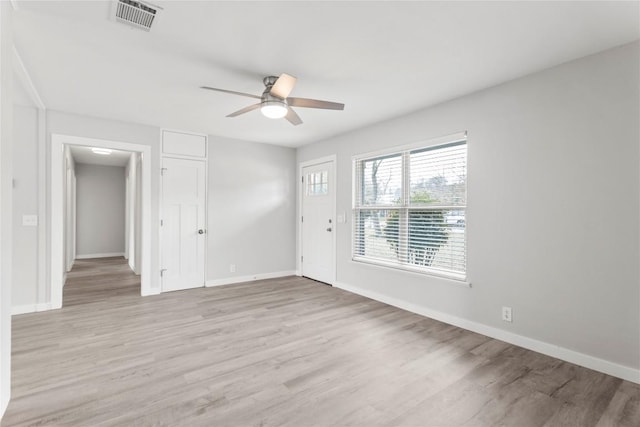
top-left (12, 1), bottom-right (640, 147)
top-left (70, 145), bottom-right (132, 167)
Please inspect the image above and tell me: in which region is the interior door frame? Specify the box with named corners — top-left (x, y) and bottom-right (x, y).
top-left (298, 155), bottom-right (337, 285)
top-left (50, 134), bottom-right (152, 309)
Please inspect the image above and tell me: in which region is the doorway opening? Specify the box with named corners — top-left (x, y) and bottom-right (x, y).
top-left (50, 134), bottom-right (152, 309)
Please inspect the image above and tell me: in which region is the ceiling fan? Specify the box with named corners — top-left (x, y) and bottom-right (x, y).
top-left (201, 73), bottom-right (344, 126)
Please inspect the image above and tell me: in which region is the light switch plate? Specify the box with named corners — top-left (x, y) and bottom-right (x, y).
top-left (22, 215), bottom-right (38, 227)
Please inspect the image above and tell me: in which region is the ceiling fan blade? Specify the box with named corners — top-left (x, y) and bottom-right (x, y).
top-left (201, 86), bottom-right (261, 100)
top-left (285, 107), bottom-right (303, 126)
top-left (227, 103), bottom-right (262, 118)
top-left (287, 97), bottom-right (344, 110)
top-left (270, 73), bottom-right (297, 99)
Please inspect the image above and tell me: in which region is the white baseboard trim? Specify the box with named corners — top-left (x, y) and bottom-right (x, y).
top-left (12, 305), bottom-right (35, 315)
top-left (0, 398), bottom-right (7, 425)
top-left (141, 288), bottom-right (161, 296)
top-left (76, 252), bottom-right (125, 259)
top-left (206, 270), bottom-right (297, 287)
top-left (11, 302), bottom-right (53, 316)
top-left (334, 281), bottom-right (640, 384)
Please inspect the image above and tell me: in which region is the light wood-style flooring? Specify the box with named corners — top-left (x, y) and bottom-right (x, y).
top-left (2, 257), bottom-right (639, 426)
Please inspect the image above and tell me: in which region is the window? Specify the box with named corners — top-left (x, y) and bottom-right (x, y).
top-left (352, 134), bottom-right (467, 280)
top-left (306, 170), bottom-right (328, 196)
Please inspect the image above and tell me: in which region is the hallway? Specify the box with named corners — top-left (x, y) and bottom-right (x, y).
top-left (63, 257), bottom-right (139, 307)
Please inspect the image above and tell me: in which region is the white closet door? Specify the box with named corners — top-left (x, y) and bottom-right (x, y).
top-left (161, 157), bottom-right (206, 292)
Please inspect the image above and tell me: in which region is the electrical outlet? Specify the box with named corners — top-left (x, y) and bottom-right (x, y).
top-left (502, 306), bottom-right (513, 322)
top-left (229, 264), bottom-right (236, 273)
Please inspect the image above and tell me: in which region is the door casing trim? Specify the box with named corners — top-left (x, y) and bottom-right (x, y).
top-left (50, 134), bottom-right (153, 309)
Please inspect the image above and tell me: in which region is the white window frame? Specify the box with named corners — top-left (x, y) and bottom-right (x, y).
top-left (352, 131), bottom-right (468, 281)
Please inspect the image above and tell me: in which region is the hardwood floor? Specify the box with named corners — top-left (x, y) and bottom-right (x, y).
top-left (2, 257), bottom-right (639, 426)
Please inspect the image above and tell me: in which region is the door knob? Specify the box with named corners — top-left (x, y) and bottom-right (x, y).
top-left (326, 227), bottom-right (332, 232)
top-left (198, 229), bottom-right (205, 234)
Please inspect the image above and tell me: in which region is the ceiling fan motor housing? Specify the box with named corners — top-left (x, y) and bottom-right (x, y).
top-left (261, 91), bottom-right (288, 106)
top-left (261, 75), bottom-right (288, 117)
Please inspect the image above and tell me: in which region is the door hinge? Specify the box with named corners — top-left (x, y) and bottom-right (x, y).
top-left (301, 216), bottom-right (303, 223)
top-left (301, 176), bottom-right (304, 183)
top-left (160, 167), bottom-right (167, 176)
top-left (301, 255), bottom-right (303, 262)
top-left (160, 219), bottom-right (163, 227)
top-left (160, 268), bottom-right (167, 277)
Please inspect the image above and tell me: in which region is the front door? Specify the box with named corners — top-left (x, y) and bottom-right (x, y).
top-left (301, 160), bottom-right (335, 284)
top-left (161, 157), bottom-right (206, 292)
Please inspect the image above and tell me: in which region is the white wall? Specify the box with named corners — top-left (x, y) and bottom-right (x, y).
top-left (4, 109), bottom-right (298, 304)
top-left (12, 105), bottom-right (38, 307)
top-left (75, 163), bottom-right (126, 257)
top-left (207, 137), bottom-right (297, 283)
top-left (0, 1), bottom-right (12, 417)
top-left (297, 42), bottom-right (640, 380)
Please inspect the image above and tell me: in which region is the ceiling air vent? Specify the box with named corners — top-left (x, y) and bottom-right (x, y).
top-left (113, 0), bottom-right (161, 32)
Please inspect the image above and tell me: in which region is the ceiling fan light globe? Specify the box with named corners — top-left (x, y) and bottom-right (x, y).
top-left (261, 102), bottom-right (288, 119)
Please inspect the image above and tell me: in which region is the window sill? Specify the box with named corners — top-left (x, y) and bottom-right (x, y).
top-left (351, 257), bottom-right (471, 288)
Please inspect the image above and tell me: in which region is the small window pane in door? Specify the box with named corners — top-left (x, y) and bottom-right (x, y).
top-left (307, 171), bottom-right (329, 196)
